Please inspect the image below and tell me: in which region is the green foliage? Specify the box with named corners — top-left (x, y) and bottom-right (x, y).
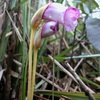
top-left (36, 90), bottom-right (100, 100)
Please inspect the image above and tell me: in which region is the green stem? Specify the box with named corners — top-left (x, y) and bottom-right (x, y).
top-left (31, 48), bottom-right (38, 100)
top-left (27, 28), bottom-right (34, 100)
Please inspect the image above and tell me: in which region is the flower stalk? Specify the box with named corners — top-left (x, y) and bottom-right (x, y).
top-left (31, 48), bottom-right (37, 100)
top-left (31, 28), bottom-right (43, 100)
top-left (27, 3), bottom-right (50, 100)
top-left (27, 28), bottom-right (35, 100)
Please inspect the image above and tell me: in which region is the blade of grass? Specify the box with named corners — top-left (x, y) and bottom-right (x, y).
top-left (36, 90), bottom-right (100, 100)
top-left (21, 1), bottom-right (28, 100)
top-left (80, 76), bottom-right (100, 89)
top-left (38, 38), bottom-right (48, 57)
top-left (0, 13), bottom-right (11, 61)
top-left (11, 0), bottom-right (27, 11)
top-left (55, 54), bottom-right (100, 60)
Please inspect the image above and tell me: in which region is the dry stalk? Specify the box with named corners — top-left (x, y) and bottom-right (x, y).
top-left (36, 72), bottom-right (64, 91)
top-left (65, 62), bottom-right (96, 100)
top-left (48, 55), bottom-right (78, 84)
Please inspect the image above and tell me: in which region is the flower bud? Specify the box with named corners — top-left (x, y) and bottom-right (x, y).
top-left (31, 3), bottom-right (50, 30)
top-left (41, 21), bottom-right (59, 38)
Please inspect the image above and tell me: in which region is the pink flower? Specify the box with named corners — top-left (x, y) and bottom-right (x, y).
top-left (64, 7), bottom-right (80, 31)
top-left (42, 3), bottom-right (80, 32)
top-left (41, 21), bottom-right (59, 38)
top-left (43, 3), bottom-right (66, 24)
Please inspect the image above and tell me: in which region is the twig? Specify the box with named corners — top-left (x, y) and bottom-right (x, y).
top-left (65, 62), bottom-right (96, 100)
top-left (74, 58), bottom-right (84, 71)
top-left (34, 94), bottom-right (50, 100)
top-left (64, 59), bottom-right (83, 91)
top-left (36, 72), bottom-right (64, 91)
top-left (41, 72), bottom-right (51, 90)
top-left (13, 59), bottom-right (22, 67)
top-left (48, 55), bottom-right (78, 84)
top-left (40, 72), bottom-right (51, 97)
top-left (6, 10), bottom-right (23, 42)
top-left (64, 78), bottom-right (73, 91)
top-left (59, 31), bottom-right (69, 49)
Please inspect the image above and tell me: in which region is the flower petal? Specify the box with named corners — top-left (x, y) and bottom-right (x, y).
top-left (41, 21), bottom-right (59, 38)
top-left (43, 3), bottom-right (66, 24)
top-left (64, 7), bottom-right (80, 31)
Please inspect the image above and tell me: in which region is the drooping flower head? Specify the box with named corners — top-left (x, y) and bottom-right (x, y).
top-left (34, 21), bottom-right (59, 49)
top-left (42, 3), bottom-right (80, 32)
top-left (41, 21), bottom-right (59, 38)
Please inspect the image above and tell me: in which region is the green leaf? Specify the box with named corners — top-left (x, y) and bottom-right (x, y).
top-left (11, 0), bottom-right (27, 11)
top-left (38, 38), bottom-right (48, 57)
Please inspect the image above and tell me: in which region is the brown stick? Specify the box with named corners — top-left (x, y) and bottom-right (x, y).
top-left (65, 62), bottom-right (96, 100)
